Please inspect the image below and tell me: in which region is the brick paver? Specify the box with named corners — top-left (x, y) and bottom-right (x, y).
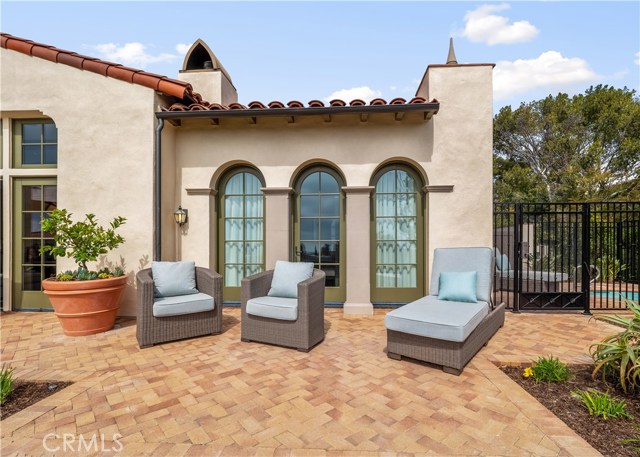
top-left (0, 308), bottom-right (620, 456)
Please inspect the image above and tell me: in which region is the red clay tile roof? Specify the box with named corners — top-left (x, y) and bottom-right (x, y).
top-left (1, 33), bottom-right (197, 102)
top-left (164, 96), bottom-right (435, 113)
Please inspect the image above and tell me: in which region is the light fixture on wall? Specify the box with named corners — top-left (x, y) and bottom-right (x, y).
top-left (174, 206), bottom-right (188, 226)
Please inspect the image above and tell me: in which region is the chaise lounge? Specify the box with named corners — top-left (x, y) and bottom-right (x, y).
top-left (385, 247), bottom-right (505, 375)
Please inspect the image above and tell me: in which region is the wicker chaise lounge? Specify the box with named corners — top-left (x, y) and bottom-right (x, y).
top-left (241, 262), bottom-right (326, 352)
top-left (385, 247), bottom-right (505, 375)
top-left (136, 264), bottom-right (223, 348)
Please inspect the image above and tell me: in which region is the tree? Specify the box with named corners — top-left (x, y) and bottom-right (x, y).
top-left (493, 85), bottom-right (640, 202)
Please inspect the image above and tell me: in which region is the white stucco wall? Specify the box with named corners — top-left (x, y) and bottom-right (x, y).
top-left (419, 64), bottom-right (494, 288)
top-left (1, 49), bottom-right (158, 316)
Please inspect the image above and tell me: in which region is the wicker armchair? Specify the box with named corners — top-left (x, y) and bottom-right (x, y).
top-left (241, 269), bottom-right (325, 352)
top-left (136, 267), bottom-right (223, 348)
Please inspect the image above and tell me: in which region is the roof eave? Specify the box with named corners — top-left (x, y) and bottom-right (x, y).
top-left (156, 102), bottom-right (440, 122)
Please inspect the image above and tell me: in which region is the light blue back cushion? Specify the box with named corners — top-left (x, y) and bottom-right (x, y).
top-left (268, 261), bottom-right (314, 298)
top-left (430, 247), bottom-right (493, 303)
top-left (501, 254), bottom-right (512, 271)
top-left (152, 261), bottom-right (198, 298)
top-left (438, 271), bottom-right (478, 303)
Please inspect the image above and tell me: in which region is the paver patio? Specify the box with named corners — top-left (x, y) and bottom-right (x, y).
top-left (0, 308), bottom-right (620, 456)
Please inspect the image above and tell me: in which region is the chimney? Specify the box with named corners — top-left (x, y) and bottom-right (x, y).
top-left (178, 39), bottom-right (238, 105)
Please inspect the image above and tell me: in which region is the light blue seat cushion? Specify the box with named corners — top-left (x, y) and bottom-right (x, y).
top-left (246, 296), bottom-right (298, 321)
top-left (152, 261), bottom-right (198, 298)
top-left (438, 271), bottom-right (477, 303)
top-left (385, 296), bottom-right (490, 342)
top-left (153, 292), bottom-right (214, 317)
top-left (267, 260), bottom-right (314, 299)
top-left (429, 247), bottom-right (493, 303)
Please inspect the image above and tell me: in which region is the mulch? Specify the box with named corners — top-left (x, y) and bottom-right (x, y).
top-left (501, 364), bottom-right (640, 457)
top-left (0, 381), bottom-right (72, 420)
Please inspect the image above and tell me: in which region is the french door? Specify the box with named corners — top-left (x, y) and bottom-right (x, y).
top-left (12, 178), bottom-right (57, 310)
top-left (294, 168), bottom-right (345, 302)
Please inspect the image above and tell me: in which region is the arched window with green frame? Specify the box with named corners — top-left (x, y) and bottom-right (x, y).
top-left (218, 168), bottom-right (265, 301)
top-left (371, 165), bottom-right (425, 303)
top-left (293, 167), bottom-right (346, 303)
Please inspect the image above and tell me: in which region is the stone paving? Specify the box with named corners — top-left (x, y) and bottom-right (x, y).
top-left (0, 308), bottom-right (621, 456)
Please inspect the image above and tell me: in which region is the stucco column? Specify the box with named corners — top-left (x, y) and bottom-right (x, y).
top-left (342, 186), bottom-right (374, 315)
top-left (262, 187), bottom-right (293, 269)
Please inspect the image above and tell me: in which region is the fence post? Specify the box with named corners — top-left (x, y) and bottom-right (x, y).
top-left (513, 203), bottom-right (521, 313)
top-left (582, 203), bottom-right (591, 315)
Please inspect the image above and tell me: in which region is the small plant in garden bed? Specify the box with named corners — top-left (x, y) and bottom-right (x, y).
top-left (523, 355), bottom-right (572, 383)
top-left (572, 388), bottom-right (633, 420)
top-left (40, 209), bottom-right (126, 280)
top-left (590, 299), bottom-right (640, 394)
top-left (0, 364), bottom-right (15, 405)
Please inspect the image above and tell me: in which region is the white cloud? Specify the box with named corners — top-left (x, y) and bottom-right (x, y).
top-left (94, 42), bottom-right (176, 68)
top-left (462, 3), bottom-right (539, 45)
top-left (324, 86), bottom-right (382, 103)
top-left (494, 51), bottom-right (598, 100)
top-left (176, 43), bottom-right (191, 56)
top-left (635, 51), bottom-right (640, 65)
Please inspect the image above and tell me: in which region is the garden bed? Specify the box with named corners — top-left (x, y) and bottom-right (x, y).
top-left (501, 364), bottom-right (639, 457)
top-left (0, 381), bottom-right (72, 420)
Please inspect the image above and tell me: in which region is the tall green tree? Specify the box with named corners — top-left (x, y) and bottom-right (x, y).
top-left (493, 85), bottom-right (640, 202)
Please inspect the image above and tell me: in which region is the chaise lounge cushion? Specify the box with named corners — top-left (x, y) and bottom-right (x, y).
top-left (153, 292), bottom-right (214, 317)
top-left (385, 296), bottom-right (490, 342)
top-left (246, 296), bottom-right (298, 321)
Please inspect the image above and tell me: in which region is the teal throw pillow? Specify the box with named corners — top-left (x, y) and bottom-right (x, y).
top-left (438, 271), bottom-right (478, 303)
top-left (152, 261), bottom-right (198, 297)
top-left (268, 261), bottom-right (314, 298)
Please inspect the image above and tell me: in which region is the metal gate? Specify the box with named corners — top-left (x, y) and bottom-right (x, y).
top-left (494, 202), bottom-right (640, 312)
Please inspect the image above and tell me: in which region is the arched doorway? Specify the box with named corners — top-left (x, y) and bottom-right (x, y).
top-left (218, 168), bottom-right (265, 301)
top-left (370, 165), bottom-right (425, 303)
top-left (293, 167), bottom-right (345, 302)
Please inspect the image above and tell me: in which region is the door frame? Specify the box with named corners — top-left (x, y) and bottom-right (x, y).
top-left (370, 165), bottom-right (425, 304)
top-left (292, 166), bottom-right (346, 303)
top-left (12, 177), bottom-right (57, 310)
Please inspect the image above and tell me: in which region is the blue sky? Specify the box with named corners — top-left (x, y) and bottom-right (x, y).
top-left (2, 1), bottom-right (638, 111)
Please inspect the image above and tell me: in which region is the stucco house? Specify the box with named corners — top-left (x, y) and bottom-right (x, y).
top-left (1, 33), bottom-right (494, 316)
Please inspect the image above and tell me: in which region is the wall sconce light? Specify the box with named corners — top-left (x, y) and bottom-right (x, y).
top-left (174, 206), bottom-right (188, 226)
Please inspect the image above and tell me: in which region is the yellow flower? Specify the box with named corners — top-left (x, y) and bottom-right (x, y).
top-left (523, 367), bottom-right (533, 378)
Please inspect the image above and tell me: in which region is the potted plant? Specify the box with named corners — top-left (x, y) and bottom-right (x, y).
top-left (40, 209), bottom-right (127, 336)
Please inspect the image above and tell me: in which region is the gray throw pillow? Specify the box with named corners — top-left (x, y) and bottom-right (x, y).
top-left (267, 260), bottom-right (314, 298)
top-left (152, 261), bottom-right (198, 297)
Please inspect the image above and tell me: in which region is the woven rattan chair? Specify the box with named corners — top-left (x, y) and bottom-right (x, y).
top-left (241, 268), bottom-right (325, 352)
top-left (136, 267), bottom-right (223, 348)
top-left (385, 247), bottom-right (505, 375)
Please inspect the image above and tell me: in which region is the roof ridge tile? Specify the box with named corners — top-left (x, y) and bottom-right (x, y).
top-left (1, 32), bottom-right (195, 103)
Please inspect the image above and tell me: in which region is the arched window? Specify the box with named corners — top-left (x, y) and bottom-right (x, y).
top-left (371, 166), bottom-right (424, 303)
top-left (293, 167), bottom-right (345, 302)
top-left (219, 169), bottom-right (265, 300)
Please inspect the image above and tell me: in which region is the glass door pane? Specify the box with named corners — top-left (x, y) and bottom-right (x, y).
top-left (295, 170), bottom-right (345, 302)
top-left (371, 168), bottom-right (423, 303)
top-left (220, 171), bottom-right (264, 301)
top-left (13, 179), bottom-right (57, 310)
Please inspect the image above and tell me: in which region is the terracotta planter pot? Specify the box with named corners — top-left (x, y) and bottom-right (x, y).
top-left (42, 275), bottom-right (127, 336)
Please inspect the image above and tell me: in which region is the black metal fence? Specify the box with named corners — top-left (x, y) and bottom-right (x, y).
top-left (493, 202), bottom-right (640, 312)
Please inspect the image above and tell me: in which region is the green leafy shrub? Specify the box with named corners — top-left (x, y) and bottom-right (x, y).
top-left (571, 388), bottom-right (632, 420)
top-left (40, 209), bottom-right (126, 280)
top-left (523, 355), bottom-right (572, 383)
top-left (590, 299), bottom-right (640, 394)
top-left (0, 364), bottom-right (15, 405)
top-left (596, 255), bottom-right (627, 282)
